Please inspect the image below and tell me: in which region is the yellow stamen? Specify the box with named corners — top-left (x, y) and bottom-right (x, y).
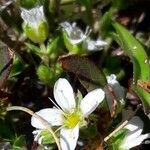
top-left (63, 112), bottom-right (81, 128)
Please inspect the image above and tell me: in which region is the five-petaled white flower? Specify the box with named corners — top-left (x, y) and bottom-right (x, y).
top-left (60, 21), bottom-right (107, 51)
top-left (120, 116), bottom-right (150, 150)
top-left (21, 6), bottom-right (46, 27)
top-left (31, 78), bottom-right (105, 150)
top-left (60, 22), bottom-right (91, 45)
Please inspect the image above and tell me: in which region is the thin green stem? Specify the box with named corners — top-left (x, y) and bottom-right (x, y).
top-left (7, 106), bottom-right (61, 150)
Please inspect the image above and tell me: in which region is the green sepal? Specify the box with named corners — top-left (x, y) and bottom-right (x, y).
top-left (40, 130), bottom-right (55, 145)
top-left (47, 36), bottom-right (63, 55)
top-left (107, 128), bottom-right (128, 150)
top-left (37, 64), bottom-right (54, 86)
top-left (23, 21), bottom-right (49, 44)
top-left (63, 32), bottom-right (84, 54)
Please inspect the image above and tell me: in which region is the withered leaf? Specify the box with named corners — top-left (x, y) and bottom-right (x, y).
top-left (59, 54), bottom-right (107, 91)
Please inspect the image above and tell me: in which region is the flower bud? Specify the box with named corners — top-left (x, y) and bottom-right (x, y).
top-left (21, 6), bottom-right (48, 44)
top-left (37, 65), bottom-right (54, 86)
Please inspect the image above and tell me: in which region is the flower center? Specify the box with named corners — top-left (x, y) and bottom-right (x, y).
top-left (63, 112), bottom-right (81, 129)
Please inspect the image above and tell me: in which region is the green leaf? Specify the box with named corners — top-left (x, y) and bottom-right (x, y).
top-left (47, 36), bottom-right (63, 55)
top-left (112, 22), bottom-right (150, 113)
top-left (25, 42), bottom-right (41, 55)
top-left (59, 55), bottom-right (107, 91)
top-left (100, 11), bottom-right (113, 37)
top-left (12, 135), bottom-right (26, 149)
top-left (0, 46), bottom-right (13, 88)
top-left (9, 56), bottom-right (26, 78)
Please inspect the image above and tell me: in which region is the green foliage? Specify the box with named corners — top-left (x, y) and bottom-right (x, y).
top-left (9, 56), bottom-right (26, 78)
top-left (112, 22), bottom-right (150, 113)
top-left (47, 35), bottom-right (63, 55)
top-left (1, 0), bottom-right (150, 149)
top-left (12, 135), bottom-right (26, 149)
top-left (108, 128), bottom-right (128, 150)
top-left (100, 11), bottom-right (114, 37)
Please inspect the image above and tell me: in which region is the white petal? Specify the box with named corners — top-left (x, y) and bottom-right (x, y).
top-left (60, 21), bottom-right (84, 45)
top-left (60, 125), bottom-right (79, 150)
top-left (84, 38), bottom-right (107, 51)
top-left (107, 74), bottom-right (117, 85)
top-left (95, 39), bottom-right (107, 46)
top-left (121, 133), bottom-right (150, 149)
top-left (21, 6), bottom-right (45, 27)
top-left (60, 22), bottom-right (73, 35)
top-left (32, 129), bottom-right (42, 142)
top-left (70, 38), bottom-right (86, 45)
top-left (54, 78), bottom-right (76, 112)
top-left (124, 116), bottom-right (143, 133)
top-left (61, 22), bottom-right (91, 45)
top-left (31, 108), bottom-right (63, 129)
top-left (80, 88), bottom-right (105, 117)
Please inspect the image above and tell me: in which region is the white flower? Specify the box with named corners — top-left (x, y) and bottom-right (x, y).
top-left (60, 22), bottom-right (91, 45)
top-left (31, 78), bottom-right (105, 150)
top-left (120, 116), bottom-right (150, 150)
top-left (21, 6), bottom-right (46, 27)
top-left (60, 22), bottom-right (107, 51)
top-left (106, 74), bottom-right (125, 102)
top-left (83, 38), bottom-right (107, 51)
top-left (105, 74), bottom-right (125, 115)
